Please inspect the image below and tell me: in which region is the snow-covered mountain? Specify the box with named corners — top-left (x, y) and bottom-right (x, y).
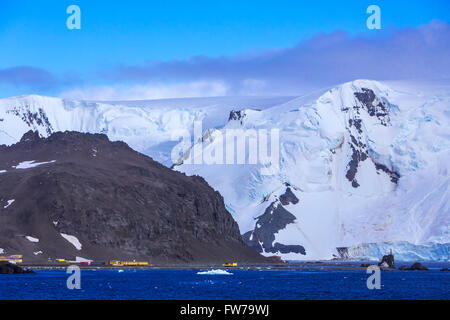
top-left (175, 80), bottom-right (450, 261)
top-left (1, 80), bottom-right (449, 261)
top-left (0, 95), bottom-right (293, 166)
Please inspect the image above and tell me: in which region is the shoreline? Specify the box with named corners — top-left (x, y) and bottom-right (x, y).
top-left (16, 262), bottom-right (400, 272)
top-left (16, 260), bottom-right (450, 272)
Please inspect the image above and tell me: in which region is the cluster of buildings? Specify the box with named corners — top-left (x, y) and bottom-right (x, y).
top-left (1, 255), bottom-right (237, 268)
top-left (0, 255), bottom-right (23, 264)
top-left (56, 259), bottom-right (149, 266)
top-left (0, 255), bottom-right (150, 267)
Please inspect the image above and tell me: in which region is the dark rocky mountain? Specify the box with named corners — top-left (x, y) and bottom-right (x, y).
top-left (0, 131), bottom-right (265, 264)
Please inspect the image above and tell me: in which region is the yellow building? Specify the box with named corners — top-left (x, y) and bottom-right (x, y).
top-left (0, 255), bottom-right (23, 263)
top-left (109, 261), bottom-right (148, 266)
top-left (223, 262), bottom-right (238, 267)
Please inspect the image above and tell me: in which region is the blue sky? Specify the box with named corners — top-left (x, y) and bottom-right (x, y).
top-left (1, 0), bottom-right (449, 99)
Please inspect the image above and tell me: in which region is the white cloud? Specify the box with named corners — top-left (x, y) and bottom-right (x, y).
top-left (60, 80), bottom-right (230, 101)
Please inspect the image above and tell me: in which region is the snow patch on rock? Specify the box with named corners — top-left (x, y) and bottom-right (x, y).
top-left (26, 236), bottom-right (39, 243)
top-left (13, 160), bottom-right (56, 169)
top-left (3, 199), bottom-right (15, 209)
top-left (60, 233), bottom-right (82, 250)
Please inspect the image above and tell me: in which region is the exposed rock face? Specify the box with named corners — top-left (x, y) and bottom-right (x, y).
top-left (227, 109), bottom-right (261, 125)
top-left (0, 262), bottom-right (34, 274)
top-left (354, 88), bottom-right (390, 126)
top-left (0, 131), bottom-right (266, 264)
top-left (228, 110), bottom-right (246, 123)
top-left (378, 254), bottom-right (395, 268)
top-left (6, 106), bottom-right (53, 135)
top-left (242, 186), bottom-right (306, 255)
top-left (334, 247), bottom-right (351, 260)
top-left (344, 88), bottom-right (400, 188)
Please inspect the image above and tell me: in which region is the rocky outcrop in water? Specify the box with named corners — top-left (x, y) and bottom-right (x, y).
top-left (399, 262), bottom-right (429, 271)
top-left (0, 262), bottom-right (34, 274)
top-left (378, 253), bottom-right (395, 268)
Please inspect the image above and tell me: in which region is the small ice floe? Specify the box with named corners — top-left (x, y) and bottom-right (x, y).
top-left (0, 170), bottom-right (6, 174)
top-left (26, 236), bottom-right (39, 243)
top-left (53, 221), bottom-right (58, 226)
top-left (92, 148), bottom-right (98, 157)
top-left (33, 251), bottom-right (43, 255)
top-left (197, 269), bottom-right (233, 275)
top-left (60, 233), bottom-right (82, 250)
top-left (3, 199), bottom-right (15, 209)
top-left (12, 160), bottom-right (56, 170)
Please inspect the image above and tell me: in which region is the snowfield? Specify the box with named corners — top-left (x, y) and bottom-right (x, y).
top-left (60, 233), bottom-right (82, 250)
top-left (0, 80), bottom-right (448, 261)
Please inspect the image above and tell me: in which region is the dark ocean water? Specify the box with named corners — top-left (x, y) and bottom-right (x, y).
top-left (1, 267), bottom-right (449, 300)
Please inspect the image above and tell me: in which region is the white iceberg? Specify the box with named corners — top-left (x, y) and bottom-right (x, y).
top-left (197, 269), bottom-right (233, 275)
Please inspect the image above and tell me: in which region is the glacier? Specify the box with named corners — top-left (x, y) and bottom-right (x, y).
top-left (339, 242), bottom-right (450, 262)
top-left (0, 80), bottom-right (449, 261)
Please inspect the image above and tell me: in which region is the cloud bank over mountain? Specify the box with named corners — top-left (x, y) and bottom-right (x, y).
top-left (3, 21), bottom-right (450, 100)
